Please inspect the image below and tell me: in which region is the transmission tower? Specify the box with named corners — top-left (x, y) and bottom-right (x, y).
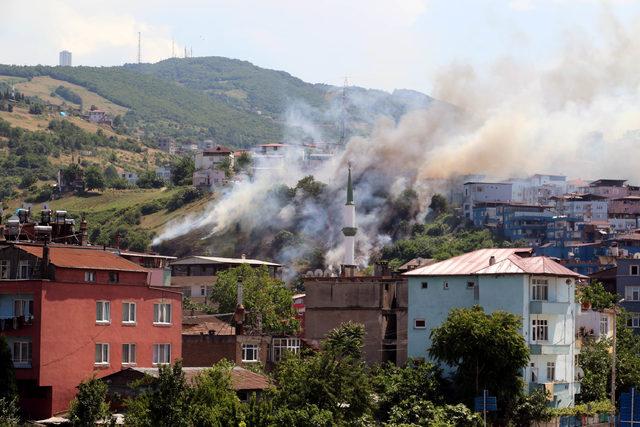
top-left (339, 76), bottom-right (349, 145)
top-left (137, 32), bottom-right (141, 64)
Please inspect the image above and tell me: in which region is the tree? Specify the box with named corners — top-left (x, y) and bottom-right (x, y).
top-left (0, 397), bottom-right (20, 427)
top-left (62, 163), bottom-right (82, 187)
top-left (104, 164), bottom-right (119, 182)
top-left (429, 306), bottom-right (529, 416)
top-left (506, 389), bottom-right (552, 427)
top-left (136, 170), bottom-right (165, 189)
top-left (271, 322), bottom-right (373, 425)
top-left (579, 281), bottom-right (617, 311)
top-left (387, 398), bottom-right (482, 427)
top-left (68, 377), bottom-right (110, 426)
top-left (210, 264), bottom-right (299, 335)
top-left (0, 337), bottom-right (17, 401)
top-left (577, 339), bottom-right (611, 403)
top-left (234, 151), bottom-right (252, 173)
top-left (189, 360), bottom-right (243, 426)
top-left (371, 359), bottom-right (445, 422)
top-left (84, 165), bottom-right (106, 191)
top-left (429, 193), bottom-right (448, 215)
top-left (126, 361), bottom-right (191, 427)
top-left (171, 156), bottom-right (194, 186)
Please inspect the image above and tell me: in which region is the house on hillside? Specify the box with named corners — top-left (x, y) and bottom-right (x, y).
top-left (405, 248), bottom-right (583, 408)
top-left (193, 146), bottom-right (235, 191)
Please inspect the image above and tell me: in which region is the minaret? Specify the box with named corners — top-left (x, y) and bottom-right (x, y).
top-left (341, 163), bottom-right (357, 277)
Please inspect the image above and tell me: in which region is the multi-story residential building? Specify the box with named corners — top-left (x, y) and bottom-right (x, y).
top-left (552, 194), bottom-right (608, 223)
top-left (611, 258), bottom-right (640, 329)
top-left (462, 182), bottom-right (512, 219)
top-left (120, 171), bottom-right (139, 185)
top-left (58, 50), bottom-right (72, 67)
top-left (157, 137), bottom-right (177, 155)
top-left (472, 201), bottom-right (507, 228)
top-left (496, 203), bottom-right (554, 244)
top-left (304, 274), bottom-right (407, 366)
top-left (0, 243), bottom-right (182, 418)
top-left (155, 165), bottom-right (172, 182)
top-left (193, 146), bottom-right (235, 190)
top-left (405, 248), bottom-right (582, 407)
top-left (583, 179), bottom-right (629, 199)
top-left (170, 255), bottom-right (281, 304)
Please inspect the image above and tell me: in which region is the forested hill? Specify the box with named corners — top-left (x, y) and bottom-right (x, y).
top-left (0, 57), bottom-right (433, 147)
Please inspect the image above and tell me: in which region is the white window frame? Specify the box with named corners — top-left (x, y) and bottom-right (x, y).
top-left (414, 318), bottom-right (426, 329)
top-left (12, 341), bottom-right (31, 365)
top-left (14, 299), bottom-right (33, 317)
top-left (96, 301), bottom-right (111, 324)
top-left (600, 316), bottom-right (609, 336)
top-left (95, 343), bottom-right (109, 365)
top-left (531, 283), bottom-right (549, 301)
top-left (0, 260), bottom-right (10, 279)
top-left (17, 261), bottom-right (32, 279)
top-left (241, 344), bottom-right (259, 363)
top-left (84, 271), bottom-right (96, 283)
top-left (532, 319), bottom-right (549, 341)
top-left (270, 338), bottom-right (301, 362)
top-left (153, 303), bottom-right (172, 325)
top-left (628, 314), bottom-right (640, 329)
top-left (122, 343), bottom-right (136, 365)
top-left (546, 361), bottom-right (555, 382)
top-left (625, 286), bottom-right (640, 302)
top-left (153, 343), bottom-right (171, 365)
top-left (122, 302), bottom-right (136, 324)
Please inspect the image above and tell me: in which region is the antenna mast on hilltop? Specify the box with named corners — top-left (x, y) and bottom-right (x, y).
top-left (339, 76), bottom-right (349, 145)
top-left (137, 32), bottom-right (141, 64)
top-left (172, 38), bottom-right (175, 58)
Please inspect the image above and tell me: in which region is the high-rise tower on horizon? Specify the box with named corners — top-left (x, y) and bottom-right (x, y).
top-left (59, 50), bottom-right (72, 67)
top-left (341, 163), bottom-right (357, 276)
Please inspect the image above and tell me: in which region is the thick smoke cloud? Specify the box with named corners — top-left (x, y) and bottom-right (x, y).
top-left (154, 12), bottom-right (640, 268)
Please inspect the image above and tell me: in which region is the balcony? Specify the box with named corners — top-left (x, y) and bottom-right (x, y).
top-left (530, 301), bottom-right (570, 315)
top-left (0, 315), bottom-right (35, 331)
top-left (530, 343), bottom-right (571, 355)
top-left (529, 381), bottom-right (578, 395)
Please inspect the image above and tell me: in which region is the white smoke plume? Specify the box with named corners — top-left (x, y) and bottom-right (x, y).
top-left (154, 11), bottom-right (640, 269)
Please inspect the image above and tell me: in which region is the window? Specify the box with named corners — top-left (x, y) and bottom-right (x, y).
top-left (153, 344), bottom-right (171, 365)
top-left (84, 271), bottom-right (96, 283)
top-left (242, 344), bottom-right (259, 362)
top-left (122, 302), bottom-right (136, 324)
top-left (626, 286), bottom-right (640, 301)
top-left (200, 286), bottom-right (206, 296)
top-left (632, 265), bottom-right (639, 276)
top-left (13, 299), bottom-right (33, 318)
top-left (443, 282), bottom-right (449, 290)
top-left (531, 283), bottom-right (549, 301)
top-left (421, 282), bottom-right (428, 289)
top-left (153, 303), bottom-right (172, 324)
top-left (18, 261), bottom-right (32, 279)
top-left (414, 319), bottom-right (426, 329)
top-left (600, 316), bottom-right (609, 336)
top-left (12, 341), bottom-right (31, 365)
top-left (467, 281), bottom-right (475, 289)
top-left (95, 343), bottom-right (109, 365)
top-left (122, 343), bottom-right (136, 365)
top-left (532, 319), bottom-right (548, 341)
top-left (546, 362), bottom-right (555, 382)
top-left (628, 314), bottom-right (640, 329)
top-left (530, 362), bottom-right (538, 382)
top-left (96, 301), bottom-right (111, 323)
top-left (108, 272), bottom-right (119, 283)
top-left (271, 338), bottom-right (301, 362)
top-left (0, 260), bottom-right (9, 279)
top-left (532, 278), bottom-right (549, 285)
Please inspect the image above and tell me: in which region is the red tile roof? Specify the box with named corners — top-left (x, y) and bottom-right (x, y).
top-left (404, 248), bottom-right (533, 276)
top-left (203, 146), bottom-right (233, 154)
top-left (182, 315), bottom-right (235, 336)
top-left (15, 245), bottom-right (148, 272)
top-left (475, 255), bottom-right (584, 277)
top-left (126, 366), bottom-right (270, 391)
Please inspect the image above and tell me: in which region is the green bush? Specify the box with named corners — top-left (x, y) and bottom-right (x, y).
top-left (166, 187), bottom-right (204, 212)
top-left (140, 200), bottom-right (164, 215)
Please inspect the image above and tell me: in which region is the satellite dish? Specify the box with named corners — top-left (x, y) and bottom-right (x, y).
top-left (314, 269), bottom-right (323, 277)
top-left (305, 271), bottom-right (314, 277)
top-left (634, 253), bottom-right (640, 259)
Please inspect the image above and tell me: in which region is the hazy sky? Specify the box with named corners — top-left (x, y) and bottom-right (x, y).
top-left (2, 0), bottom-right (639, 93)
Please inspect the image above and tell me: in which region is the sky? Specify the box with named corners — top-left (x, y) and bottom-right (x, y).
top-left (2, 0), bottom-right (640, 94)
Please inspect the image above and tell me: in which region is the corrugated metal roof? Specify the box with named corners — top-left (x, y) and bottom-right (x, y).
top-left (171, 256), bottom-right (281, 267)
top-left (404, 248), bottom-right (532, 276)
top-left (15, 245), bottom-right (148, 272)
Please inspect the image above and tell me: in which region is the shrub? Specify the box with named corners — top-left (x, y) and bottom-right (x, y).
top-left (166, 187), bottom-right (204, 212)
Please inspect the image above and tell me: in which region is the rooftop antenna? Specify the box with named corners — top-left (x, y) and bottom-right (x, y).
top-left (172, 38), bottom-right (175, 58)
top-left (137, 32), bottom-right (141, 64)
top-left (190, 46), bottom-right (193, 58)
top-left (339, 76), bottom-right (349, 145)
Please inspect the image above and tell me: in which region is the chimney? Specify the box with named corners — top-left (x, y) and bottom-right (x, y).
top-left (79, 218), bottom-right (88, 246)
top-left (233, 279), bottom-right (245, 335)
top-left (374, 260), bottom-right (390, 277)
top-left (489, 256), bottom-right (496, 266)
top-left (41, 242), bottom-right (50, 280)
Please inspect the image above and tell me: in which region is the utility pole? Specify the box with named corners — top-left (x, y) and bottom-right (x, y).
top-left (137, 32), bottom-right (141, 64)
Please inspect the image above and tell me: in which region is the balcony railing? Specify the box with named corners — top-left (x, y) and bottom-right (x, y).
top-left (530, 301), bottom-right (571, 315)
top-left (0, 315), bottom-right (35, 331)
top-left (529, 344), bottom-right (571, 355)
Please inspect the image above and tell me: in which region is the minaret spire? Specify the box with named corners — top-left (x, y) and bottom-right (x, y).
top-left (341, 162), bottom-right (357, 276)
